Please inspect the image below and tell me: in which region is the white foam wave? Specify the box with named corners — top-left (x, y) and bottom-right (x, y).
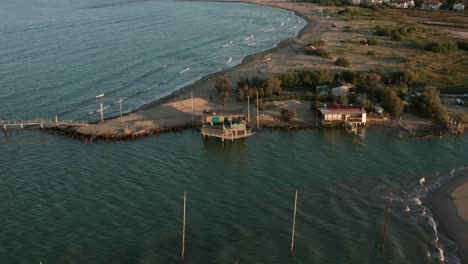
top-left (287, 24), bottom-right (298, 31)
top-left (244, 35), bottom-right (254, 41)
top-left (280, 22), bottom-right (284, 27)
top-left (227, 57), bottom-right (232, 65)
top-left (264, 27), bottom-right (276, 32)
top-left (222, 43), bottom-right (229, 48)
top-left (179, 67), bottom-right (190, 74)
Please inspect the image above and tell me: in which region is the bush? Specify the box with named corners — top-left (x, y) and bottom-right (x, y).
top-left (367, 50), bottom-right (376, 55)
top-left (335, 57), bottom-right (351, 67)
top-left (457, 41), bottom-right (468, 51)
top-left (374, 26), bottom-right (391, 37)
top-left (425, 41), bottom-right (457, 53)
top-left (308, 39), bottom-right (327, 48)
top-left (390, 30), bottom-right (403, 41)
top-left (279, 108), bottom-right (296, 122)
top-left (305, 48), bottom-right (332, 59)
top-left (367, 38), bottom-right (379, 45)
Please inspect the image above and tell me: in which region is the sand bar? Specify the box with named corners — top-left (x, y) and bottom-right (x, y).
top-left (427, 168), bottom-right (468, 263)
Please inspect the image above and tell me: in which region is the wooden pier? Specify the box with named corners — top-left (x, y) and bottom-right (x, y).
top-left (1, 116), bottom-right (88, 133)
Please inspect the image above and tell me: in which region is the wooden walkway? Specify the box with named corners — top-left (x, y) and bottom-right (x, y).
top-left (1, 117), bottom-right (89, 131)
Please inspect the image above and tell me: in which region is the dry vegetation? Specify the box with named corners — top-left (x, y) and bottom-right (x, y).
top-left (313, 6), bottom-right (468, 91)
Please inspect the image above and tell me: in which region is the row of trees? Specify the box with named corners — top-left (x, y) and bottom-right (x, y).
top-left (213, 67), bottom-right (450, 123)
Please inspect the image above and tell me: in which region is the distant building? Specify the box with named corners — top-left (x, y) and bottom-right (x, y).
top-left (316, 85), bottom-right (329, 96)
top-left (453, 2), bottom-right (465, 11)
top-left (318, 104), bottom-right (366, 127)
top-left (421, 0), bottom-right (442, 10)
top-left (331, 83), bottom-right (355, 97)
top-left (388, 0), bottom-right (415, 8)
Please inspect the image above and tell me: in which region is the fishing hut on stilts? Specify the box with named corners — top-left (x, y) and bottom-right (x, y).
top-left (200, 110), bottom-right (253, 142)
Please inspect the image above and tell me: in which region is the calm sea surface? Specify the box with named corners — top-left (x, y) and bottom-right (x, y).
top-left (1, 0), bottom-right (467, 263)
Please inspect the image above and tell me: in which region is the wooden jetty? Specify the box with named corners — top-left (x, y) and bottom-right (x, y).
top-left (200, 110), bottom-right (253, 142)
top-left (1, 116), bottom-right (88, 133)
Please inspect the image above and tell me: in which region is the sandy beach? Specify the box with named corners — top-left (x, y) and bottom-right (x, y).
top-left (427, 168), bottom-right (468, 263)
top-left (74, 0), bottom-right (341, 138)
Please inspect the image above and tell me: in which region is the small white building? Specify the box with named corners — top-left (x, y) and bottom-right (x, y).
top-left (453, 3), bottom-right (465, 11)
top-left (318, 105), bottom-right (366, 127)
top-left (421, 0), bottom-right (442, 10)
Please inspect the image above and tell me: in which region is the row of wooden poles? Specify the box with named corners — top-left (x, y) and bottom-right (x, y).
top-left (36, 191), bottom-right (392, 263)
top-left (179, 190), bottom-right (392, 262)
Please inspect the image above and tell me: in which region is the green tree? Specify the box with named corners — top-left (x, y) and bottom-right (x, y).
top-left (339, 95), bottom-right (349, 106)
top-left (215, 77), bottom-right (231, 105)
top-left (382, 89), bottom-right (403, 117)
top-left (412, 87), bottom-right (449, 124)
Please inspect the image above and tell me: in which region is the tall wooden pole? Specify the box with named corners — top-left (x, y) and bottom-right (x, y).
top-left (381, 191), bottom-right (392, 251)
top-left (119, 97), bottom-right (123, 123)
top-left (191, 92), bottom-right (194, 128)
top-left (256, 91), bottom-right (259, 129)
top-left (247, 95), bottom-right (250, 123)
top-left (290, 190), bottom-right (298, 257)
top-left (315, 88), bottom-right (319, 127)
top-left (182, 192), bottom-right (187, 261)
top-left (100, 99), bottom-right (104, 123)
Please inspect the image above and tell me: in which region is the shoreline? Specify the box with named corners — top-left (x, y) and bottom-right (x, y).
top-left (426, 168), bottom-right (468, 264)
top-left (73, 0), bottom-right (332, 138)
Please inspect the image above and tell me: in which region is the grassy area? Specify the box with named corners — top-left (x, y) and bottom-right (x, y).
top-left (318, 6), bottom-right (468, 89)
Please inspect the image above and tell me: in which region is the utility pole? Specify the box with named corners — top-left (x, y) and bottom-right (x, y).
top-left (119, 97), bottom-right (123, 123)
top-left (256, 91), bottom-right (259, 129)
top-left (96, 93), bottom-right (105, 123)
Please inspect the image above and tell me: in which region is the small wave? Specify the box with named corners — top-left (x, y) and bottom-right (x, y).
top-left (264, 27), bottom-right (276, 32)
top-left (222, 43), bottom-right (229, 48)
top-left (229, 41), bottom-right (233, 44)
top-left (287, 24), bottom-right (298, 31)
top-left (227, 57), bottom-right (232, 65)
top-left (280, 22), bottom-right (284, 27)
top-left (244, 35), bottom-right (254, 41)
top-left (179, 67), bottom-right (190, 74)
top-left (249, 18), bottom-right (253, 22)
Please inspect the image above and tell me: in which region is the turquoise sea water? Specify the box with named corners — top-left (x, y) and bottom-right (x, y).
top-left (1, 0), bottom-right (468, 263)
top-left (0, 0), bottom-right (305, 121)
top-left (1, 129), bottom-right (467, 263)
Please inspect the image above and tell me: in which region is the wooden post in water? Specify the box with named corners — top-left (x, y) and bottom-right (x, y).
top-left (182, 191), bottom-right (187, 262)
top-left (290, 190), bottom-right (298, 257)
top-left (256, 91), bottom-right (259, 129)
top-left (55, 115), bottom-right (59, 128)
top-left (381, 191), bottom-right (392, 251)
top-left (247, 96), bottom-right (250, 123)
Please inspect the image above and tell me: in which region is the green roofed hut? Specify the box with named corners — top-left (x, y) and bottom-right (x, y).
top-left (200, 110), bottom-right (253, 142)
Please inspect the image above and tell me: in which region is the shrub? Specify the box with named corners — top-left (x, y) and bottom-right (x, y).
top-left (374, 26), bottom-right (391, 37)
top-left (367, 38), bottom-right (379, 45)
top-left (457, 41), bottom-right (468, 51)
top-left (308, 39), bottom-right (327, 48)
top-left (390, 30), bottom-right (403, 41)
top-left (305, 48), bottom-right (332, 59)
top-left (335, 57), bottom-right (351, 67)
top-left (279, 108), bottom-right (296, 122)
top-left (425, 41), bottom-right (457, 52)
top-left (367, 50), bottom-right (376, 55)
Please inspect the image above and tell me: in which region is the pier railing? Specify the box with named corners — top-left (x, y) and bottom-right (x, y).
top-left (1, 117), bottom-right (89, 130)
